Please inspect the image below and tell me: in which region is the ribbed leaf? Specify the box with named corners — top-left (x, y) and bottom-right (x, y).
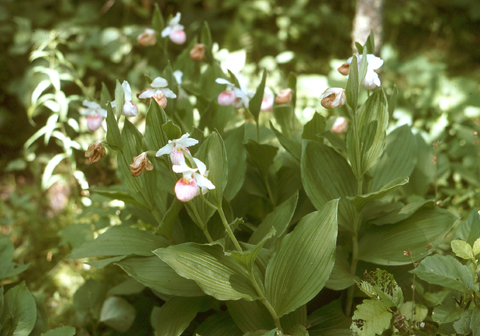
top-left (68, 226), bottom-right (169, 259)
top-left (227, 300), bottom-right (274, 333)
top-left (162, 120), bottom-right (182, 140)
top-left (306, 300), bottom-right (351, 335)
top-left (411, 255), bottom-right (474, 293)
top-left (369, 199), bottom-right (434, 225)
top-left (301, 141), bottom-right (356, 231)
top-left (99, 296), bottom-right (135, 333)
top-left (245, 140), bottom-right (278, 177)
top-left (270, 121), bottom-right (301, 161)
top-left (105, 103), bottom-right (122, 151)
top-left (249, 69), bottom-right (267, 122)
top-left (347, 89), bottom-right (388, 179)
top-left (114, 80), bottom-right (124, 119)
top-left (325, 249), bottom-right (355, 290)
top-left (1, 282), bottom-right (36, 336)
top-left (152, 297), bottom-right (206, 336)
top-left (368, 124), bottom-right (417, 192)
top-left (232, 228), bottom-right (275, 275)
top-left (281, 305), bottom-right (307, 334)
top-left (358, 207), bottom-right (457, 265)
top-left (195, 311), bottom-right (243, 336)
top-left (224, 125), bottom-right (247, 201)
top-left (345, 55), bottom-right (359, 110)
top-left (249, 191), bottom-right (298, 248)
top-left (302, 112), bottom-right (325, 141)
top-left (265, 199), bottom-right (338, 318)
top-left (116, 256), bottom-right (204, 297)
top-left (351, 300), bottom-right (391, 336)
top-left (348, 176), bottom-right (409, 211)
top-left (288, 325), bottom-right (308, 336)
top-left (455, 209), bottom-right (480, 246)
top-left (273, 105), bottom-right (295, 136)
top-left (154, 243), bottom-right (259, 301)
top-left (145, 101), bottom-right (168, 150)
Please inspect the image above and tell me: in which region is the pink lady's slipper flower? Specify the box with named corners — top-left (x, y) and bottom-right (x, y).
top-left (215, 78), bottom-right (252, 109)
top-left (111, 81), bottom-right (138, 117)
top-left (261, 87), bottom-right (274, 111)
top-left (320, 88), bottom-right (347, 109)
top-left (161, 13), bottom-right (186, 45)
top-left (331, 117), bottom-right (349, 134)
top-left (339, 54), bottom-right (384, 90)
top-left (138, 77), bottom-right (177, 109)
top-left (173, 158), bottom-right (215, 202)
top-left (156, 133), bottom-right (198, 165)
top-left (81, 100), bottom-right (107, 131)
top-left (275, 88), bottom-right (293, 105)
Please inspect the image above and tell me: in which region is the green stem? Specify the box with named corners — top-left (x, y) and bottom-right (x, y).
top-left (189, 203), bottom-right (213, 243)
top-left (218, 205), bottom-right (242, 252)
top-left (200, 192), bottom-right (218, 211)
top-left (256, 120), bottom-right (260, 142)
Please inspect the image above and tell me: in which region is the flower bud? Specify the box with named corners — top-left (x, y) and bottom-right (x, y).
top-left (169, 29), bottom-right (186, 44)
top-left (175, 175), bottom-right (199, 202)
top-left (320, 88), bottom-right (346, 109)
top-left (337, 62), bottom-right (350, 76)
top-left (137, 29), bottom-right (157, 46)
top-left (275, 88), bottom-right (292, 105)
top-left (129, 152), bottom-right (154, 177)
top-left (218, 90), bottom-right (236, 106)
top-left (190, 43), bottom-right (205, 61)
top-left (331, 117), bottom-right (348, 134)
top-left (85, 141), bottom-right (106, 164)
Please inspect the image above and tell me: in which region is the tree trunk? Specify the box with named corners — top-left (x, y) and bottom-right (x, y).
top-left (352, 0), bottom-right (384, 54)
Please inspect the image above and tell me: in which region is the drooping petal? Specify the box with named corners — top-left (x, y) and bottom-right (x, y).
top-left (161, 26), bottom-right (172, 38)
top-left (151, 77), bottom-right (168, 88)
top-left (193, 158), bottom-right (207, 175)
top-left (173, 70), bottom-right (183, 85)
top-left (366, 55), bottom-right (384, 70)
top-left (161, 88), bottom-right (177, 99)
top-left (362, 71), bottom-right (381, 90)
top-left (156, 142), bottom-right (175, 157)
top-left (172, 161), bottom-right (197, 174)
top-left (177, 133), bottom-right (199, 147)
top-left (215, 78), bottom-right (234, 86)
top-left (169, 12), bottom-right (182, 26)
top-left (138, 88), bottom-right (157, 99)
top-left (195, 173), bottom-right (215, 191)
top-left (83, 100), bottom-right (101, 109)
top-left (122, 81), bottom-right (132, 102)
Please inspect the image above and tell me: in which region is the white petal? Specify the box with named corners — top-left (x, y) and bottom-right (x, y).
top-left (161, 26), bottom-right (172, 37)
top-left (215, 78), bottom-right (234, 86)
top-left (110, 101), bottom-right (117, 108)
top-left (156, 143), bottom-right (175, 157)
top-left (193, 158), bottom-right (206, 175)
top-left (123, 102), bottom-right (138, 117)
top-left (177, 133), bottom-right (199, 148)
top-left (366, 55), bottom-right (384, 70)
top-left (173, 70), bottom-right (183, 85)
top-left (195, 174), bottom-right (215, 190)
top-left (170, 12), bottom-right (181, 26)
top-left (138, 88), bottom-right (156, 99)
top-left (122, 81), bottom-right (132, 102)
top-left (151, 77), bottom-right (168, 88)
top-left (161, 88), bottom-right (177, 99)
top-left (173, 162), bottom-right (197, 174)
top-left (320, 87), bottom-right (344, 99)
top-left (97, 108), bottom-right (108, 118)
top-left (83, 100), bottom-right (100, 109)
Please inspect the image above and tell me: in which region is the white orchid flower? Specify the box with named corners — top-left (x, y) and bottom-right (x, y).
top-left (215, 77), bottom-right (252, 109)
top-left (173, 70), bottom-right (188, 100)
top-left (345, 54), bottom-right (384, 90)
top-left (320, 88), bottom-right (347, 109)
top-left (161, 13), bottom-right (186, 44)
top-left (111, 81), bottom-right (138, 117)
top-left (138, 77), bottom-right (177, 108)
top-left (81, 100), bottom-right (107, 131)
top-left (173, 157), bottom-right (215, 201)
top-left (261, 87), bottom-right (274, 111)
top-left (156, 133), bottom-right (198, 165)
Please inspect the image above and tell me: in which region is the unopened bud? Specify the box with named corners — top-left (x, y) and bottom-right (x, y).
top-left (320, 88), bottom-right (346, 109)
top-left (137, 29), bottom-right (157, 46)
top-left (338, 62), bottom-right (350, 76)
top-left (85, 141), bottom-right (106, 164)
top-left (190, 43), bottom-right (206, 61)
top-left (275, 88), bottom-right (292, 105)
top-left (331, 117), bottom-right (348, 134)
top-left (129, 152), bottom-right (154, 177)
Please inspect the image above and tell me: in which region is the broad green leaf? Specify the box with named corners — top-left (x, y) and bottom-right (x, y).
top-left (249, 191), bottom-right (298, 248)
top-left (73, 279), bottom-right (106, 319)
top-left (152, 4), bottom-right (164, 37)
top-left (0, 282), bottom-right (36, 336)
top-left (473, 238), bottom-right (480, 256)
top-left (226, 300), bottom-right (274, 333)
top-left (306, 300), bottom-right (351, 335)
top-left (195, 311), bottom-right (243, 336)
top-left (116, 256), bottom-right (204, 297)
top-left (68, 226), bottom-right (170, 259)
top-left (265, 199), bottom-right (338, 318)
top-left (454, 309), bottom-right (473, 334)
top-left (106, 103), bottom-right (122, 151)
top-left (156, 198), bottom-right (183, 240)
top-left (403, 133), bottom-right (435, 196)
top-left (244, 329), bottom-right (277, 336)
top-left (347, 89), bottom-right (388, 179)
top-left (90, 186), bottom-right (146, 208)
top-left (345, 55), bottom-right (359, 110)
top-left (318, 131), bottom-right (347, 152)
top-left (100, 82), bottom-right (112, 107)
top-left (107, 278), bottom-right (145, 297)
top-left (0, 237), bottom-right (30, 280)
top-left (411, 255), bottom-right (474, 293)
top-left (273, 105), bottom-right (295, 136)
top-left (232, 228), bottom-right (276, 276)
top-left (87, 256), bottom-right (125, 269)
top-left (358, 207), bottom-right (457, 265)
top-left (357, 269), bottom-right (404, 308)
top-left (432, 296), bottom-right (464, 323)
top-left (145, 101), bottom-right (168, 150)
top-left (114, 80), bottom-right (125, 120)
top-left (302, 112), bottom-right (325, 141)
top-left (399, 301), bottom-right (428, 322)
top-left (369, 199), bottom-right (434, 225)
top-left (301, 141), bottom-right (356, 231)
top-left (348, 176), bottom-right (409, 211)
top-left (325, 249), bottom-right (355, 290)
top-left (351, 300), bottom-right (391, 336)
top-left (281, 305), bottom-right (307, 334)
top-left (162, 120), bottom-right (182, 140)
top-left (270, 121), bottom-right (301, 161)
top-left (249, 69), bottom-right (267, 122)
top-left (288, 325), bottom-right (308, 336)
top-left (368, 124), bottom-right (418, 192)
top-left (224, 125), bottom-right (247, 201)
top-left (455, 209), bottom-right (480, 246)
top-left (152, 297), bottom-right (206, 336)
top-left (40, 326), bottom-right (76, 336)
top-left (470, 307), bottom-right (480, 336)
top-left (99, 296), bottom-right (135, 333)
top-left (154, 243), bottom-right (259, 301)
top-left (245, 139), bottom-right (278, 177)
top-left (451, 239), bottom-right (474, 260)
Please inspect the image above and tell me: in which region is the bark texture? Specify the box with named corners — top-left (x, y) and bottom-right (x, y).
top-left (352, 0), bottom-right (384, 54)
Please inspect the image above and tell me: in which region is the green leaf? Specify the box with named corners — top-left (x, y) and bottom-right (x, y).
top-left (195, 311), bottom-right (243, 336)
top-left (99, 296), bottom-right (135, 333)
top-left (282, 306), bottom-right (307, 334)
top-left (152, 4), bottom-right (164, 42)
top-left (265, 199), bottom-right (338, 318)
top-left (369, 199), bottom-right (434, 225)
top-left (73, 279), bottom-right (106, 319)
top-left (87, 256), bottom-right (126, 269)
top-left (403, 133), bottom-right (435, 196)
top-left (307, 300), bottom-right (351, 335)
top-left (470, 307), bottom-right (480, 336)
top-left (152, 297), bottom-right (206, 336)
top-left (245, 140), bottom-right (278, 177)
top-left (100, 82), bottom-right (112, 107)
top-left (68, 226), bottom-right (170, 259)
top-left (0, 237), bottom-right (30, 281)
top-left (367, 125), bottom-right (418, 192)
top-left (107, 278), bottom-right (145, 297)
top-left (40, 326), bottom-right (76, 336)
top-left (301, 141), bottom-right (357, 231)
top-left (248, 191), bottom-right (298, 248)
top-left (288, 325), bottom-right (308, 336)
top-left (224, 125), bottom-right (247, 201)
top-left (269, 121), bottom-right (301, 161)
top-left (455, 209), bottom-right (480, 246)
top-left (106, 103), bottom-right (122, 151)
top-left (473, 238), bottom-right (480, 256)
top-left (226, 300), bottom-right (275, 333)
top-left (451, 239), bottom-right (474, 260)
top-left (358, 47), bottom-right (369, 86)
top-left (249, 69), bottom-right (267, 122)
top-left (162, 120), bottom-right (182, 140)
top-left (348, 176), bottom-right (409, 211)
top-left (156, 198), bottom-right (183, 240)
top-left (145, 100), bottom-right (168, 150)
top-left (358, 207), bottom-right (457, 265)
top-left (345, 55), bottom-right (359, 110)
top-left (454, 309), bottom-right (472, 334)
top-left (325, 249), bottom-right (355, 290)
top-left (432, 296), bottom-right (464, 323)
top-left (0, 282), bottom-right (36, 336)
top-left (154, 243), bottom-right (259, 301)
top-left (364, 30), bottom-right (375, 54)
top-left (351, 300), bottom-right (392, 336)
top-left (318, 130), bottom-right (347, 152)
top-left (302, 112), bottom-right (326, 141)
top-left (114, 80), bottom-right (125, 120)
top-left (273, 105), bottom-right (295, 136)
top-left (244, 329), bottom-right (277, 336)
top-left (116, 256), bottom-right (204, 297)
top-left (411, 254), bottom-right (474, 293)
top-left (347, 89), bottom-right (389, 179)
top-left (357, 269), bottom-right (404, 308)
